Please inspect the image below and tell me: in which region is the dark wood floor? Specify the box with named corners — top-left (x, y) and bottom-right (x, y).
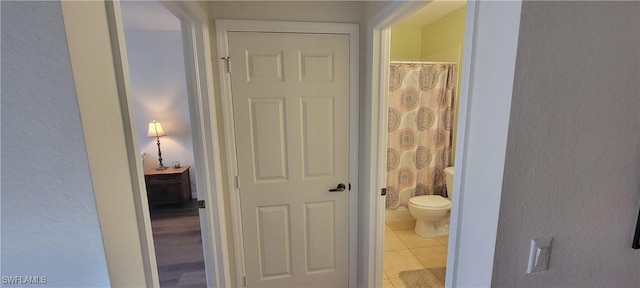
top-left (151, 202), bottom-right (206, 288)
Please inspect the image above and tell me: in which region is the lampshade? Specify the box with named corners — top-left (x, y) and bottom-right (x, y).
top-left (147, 120), bottom-right (166, 137)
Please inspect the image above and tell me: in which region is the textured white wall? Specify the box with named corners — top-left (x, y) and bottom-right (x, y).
top-left (0, 1), bottom-right (110, 286)
top-left (124, 28), bottom-right (197, 197)
top-left (493, 1), bottom-right (640, 286)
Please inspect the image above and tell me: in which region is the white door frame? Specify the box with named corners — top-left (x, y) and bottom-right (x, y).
top-left (215, 20), bottom-right (360, 288)
top-left (363, 2), bottom-right (431, 287)
top-left (161, 2), bottom-right (232, 287)
top-left (105, 1), bottom-right (231, 287)
top-left (365, 1), bottom-right (523, 287)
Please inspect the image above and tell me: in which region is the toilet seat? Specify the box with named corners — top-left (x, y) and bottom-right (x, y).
top-left (409, 195), bottom-right (451, 209)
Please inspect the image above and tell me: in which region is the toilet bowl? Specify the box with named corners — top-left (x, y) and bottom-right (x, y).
top-left (408, 167), bottom-right (454, 238)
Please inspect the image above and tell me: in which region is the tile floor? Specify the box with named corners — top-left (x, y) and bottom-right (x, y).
top-left (382, 219), bottom-right (448, 288)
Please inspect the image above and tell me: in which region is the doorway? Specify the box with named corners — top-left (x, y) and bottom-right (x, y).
top-left (381, 3), bottom-right (467, 287)
top-left (105, 1), bottom-right (230, 287)
top-left (119, 1), bottom-right (204, 286)
top-left (367, 1), bottom-right (523, 287)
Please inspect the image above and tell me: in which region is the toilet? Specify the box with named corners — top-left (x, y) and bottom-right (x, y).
top-left (408, 167), bottom-right (454, 238)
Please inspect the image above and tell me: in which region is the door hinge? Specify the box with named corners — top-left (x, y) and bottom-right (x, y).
top-left (235, 175), bottom-right (240, 189)
top-left (221, 56), bottom-right (231, 73)
top-left (243, 276), bottom-right (247, 287)
top-left (381, 188), bottom-right (387, 196)
top-left (197, 200), bottom-right (205, 208)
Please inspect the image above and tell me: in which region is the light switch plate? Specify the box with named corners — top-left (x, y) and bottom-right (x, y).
top-left (527, 237), bottom-right (552, 273)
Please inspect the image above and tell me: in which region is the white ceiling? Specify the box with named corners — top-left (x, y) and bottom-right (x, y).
top-left (120, 0), bottom-right (181, 31)
top-left (395, 0), bottom-right (467, 28)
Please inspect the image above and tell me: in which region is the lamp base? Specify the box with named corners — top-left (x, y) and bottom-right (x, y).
top-left (155, 165), bottom-right (168, 170)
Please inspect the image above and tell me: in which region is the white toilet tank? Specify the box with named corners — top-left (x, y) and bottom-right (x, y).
top-left (444, 167), bottom-right (454, 199)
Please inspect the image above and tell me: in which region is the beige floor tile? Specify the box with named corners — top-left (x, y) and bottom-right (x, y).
top-left (384, 230), bottom-right (407, 251)
top-left (389, 278), bottom-right (406, 288)
top-left (382, 279), bottom-right (393, 288)
top-left (383, 270), bottom-right (388, 280)
top-left (385, 224), bottom-right (392, 233)
top-left (394, 229), bottom-right (442, 248)
top-left (435, 236), bottom-right (449, 245)
top-left (386, 219), bottom-right (416, 231)
top-left (383, 250), bottom-right (425, 278)
top-left (411, 246), bottom-right (448, 268)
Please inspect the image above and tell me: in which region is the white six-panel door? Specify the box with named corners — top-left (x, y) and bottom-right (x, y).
top-left (227, 32), bottom-right (350, 287)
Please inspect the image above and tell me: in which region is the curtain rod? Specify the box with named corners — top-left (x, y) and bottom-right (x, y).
top-left (390, 60), bottom-right (457, 65)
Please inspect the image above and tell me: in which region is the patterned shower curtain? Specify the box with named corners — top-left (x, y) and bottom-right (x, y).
top-left (386, 63), bottom-right (456, 209)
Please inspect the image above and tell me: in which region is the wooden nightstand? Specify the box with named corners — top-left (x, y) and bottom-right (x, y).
top-left (144, 166), bottom-right (192, 205)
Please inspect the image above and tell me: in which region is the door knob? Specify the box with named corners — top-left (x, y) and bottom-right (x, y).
top-left (329, 183), bottom-right (346, 192)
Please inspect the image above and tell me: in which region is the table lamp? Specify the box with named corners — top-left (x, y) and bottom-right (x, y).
top-left (147, 120), bottom-right (167, 170)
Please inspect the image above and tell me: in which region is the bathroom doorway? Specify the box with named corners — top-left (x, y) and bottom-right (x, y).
top-left (380, 2), bottom-right (467, 287)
